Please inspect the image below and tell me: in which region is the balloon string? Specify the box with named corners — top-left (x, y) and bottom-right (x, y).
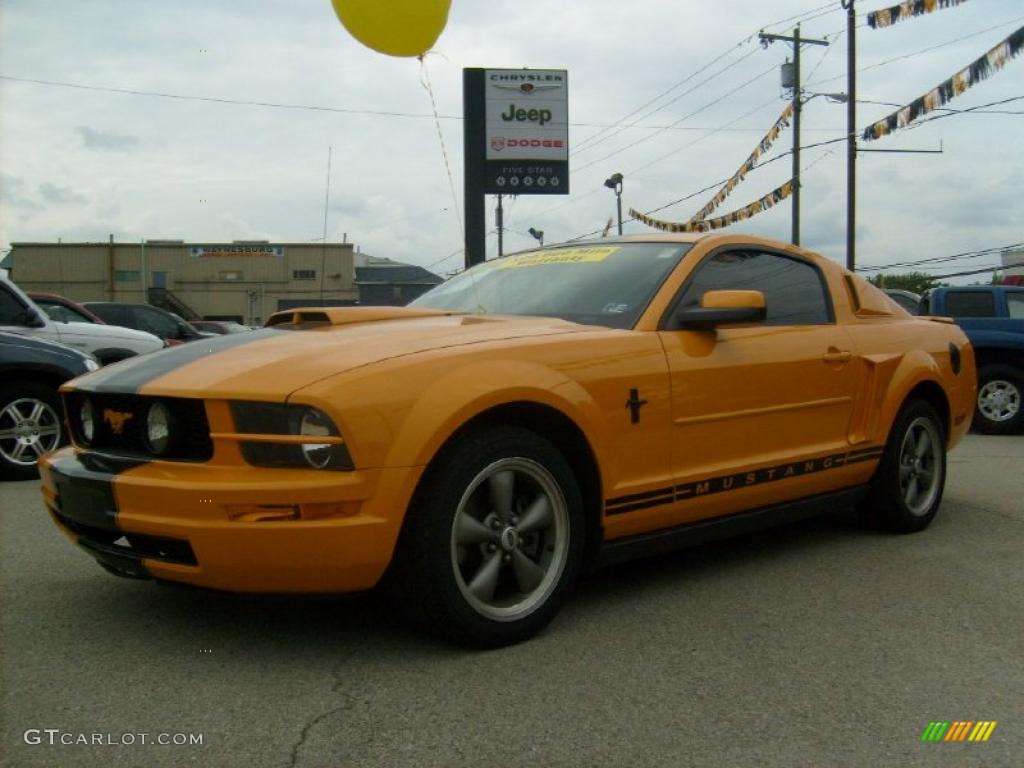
top-left (419, 54), bottom-right (463, 239)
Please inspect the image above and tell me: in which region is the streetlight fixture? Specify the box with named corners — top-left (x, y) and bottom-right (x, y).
top-left (528, 227), bottom-right (544, 247)
top-left (604, 172), bottom-right (624, 236)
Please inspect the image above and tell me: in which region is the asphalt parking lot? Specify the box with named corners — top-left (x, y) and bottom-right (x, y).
top-left (1, 433), bottom-right (1021, 768)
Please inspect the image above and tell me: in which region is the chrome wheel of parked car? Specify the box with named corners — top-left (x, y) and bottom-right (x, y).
top-left (450, 457), bottom-right (570, 623)
top-left (0, 383), bottom-right (64, 480)
top-left (860, 399), bottom-right (946, 533)
top-left (897, 416), bottom-right (943, 517)
top-left (974, 365), bottom-right (1023, 434)
top-left (392, 426), bottom-right (584, 647)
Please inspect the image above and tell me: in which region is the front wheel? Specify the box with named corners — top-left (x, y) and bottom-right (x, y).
top-left (0, 381), bottom-right (66, 481)
top-left (973, 364), bottom-right (1023, 435)
top-left (392, 427), bottom-right (585, 647)
top-left (859, 399), bottom-right (946, 533)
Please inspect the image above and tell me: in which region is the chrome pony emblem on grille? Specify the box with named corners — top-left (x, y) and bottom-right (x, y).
top-left (103, 409), bottom-right (134, 435)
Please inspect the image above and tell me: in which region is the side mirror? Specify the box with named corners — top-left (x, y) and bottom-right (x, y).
top-left (675, 290), bottom-right (766, 330)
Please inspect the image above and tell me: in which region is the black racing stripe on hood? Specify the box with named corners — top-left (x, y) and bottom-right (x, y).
top-left (75, 328), bottom-right (287, 394)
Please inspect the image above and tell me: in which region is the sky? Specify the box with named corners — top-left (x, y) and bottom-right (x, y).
top-left (1, 0), bottom-right (1022, 282)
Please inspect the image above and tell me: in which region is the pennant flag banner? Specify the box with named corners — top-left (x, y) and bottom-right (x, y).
top-left (689, 103), bottom-right (793, 224)
top-left (868, 0), bottom-right (968, 30)
top-left (862, 25), bottom-right (1024, 141)
top-left (629, 180), bottom-right (795, 233)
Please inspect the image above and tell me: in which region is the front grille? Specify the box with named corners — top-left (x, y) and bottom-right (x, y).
top-left (64, 392), bottom-right (213, 462)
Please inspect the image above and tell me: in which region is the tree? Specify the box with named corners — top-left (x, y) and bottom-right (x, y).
top-left (868, 272), bottom-right (940, 295)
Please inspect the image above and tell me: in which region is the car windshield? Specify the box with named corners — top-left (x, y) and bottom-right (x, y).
top-left (411, 243), bottom-right (691, 329)
top-left (38, 301), bottom-right (95, 323)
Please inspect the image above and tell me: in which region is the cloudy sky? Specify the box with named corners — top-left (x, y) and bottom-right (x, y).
top-left (1, 0), bottom-right (1022, 280)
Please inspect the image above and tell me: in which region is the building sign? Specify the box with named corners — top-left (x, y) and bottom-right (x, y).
top-left (190, 245), bottom-right (285, 258)
top-left (482, 69), bottom-right (568, 194)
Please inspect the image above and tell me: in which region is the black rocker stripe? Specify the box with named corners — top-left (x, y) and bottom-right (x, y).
top-left (76, 327), bottom-right (288, 394)
top-left (607, 494), bottom-right (678, 516)
top-left (606, 485), bottom-right (676, 508)
top-left (605, 446), bottom-right (884, 516)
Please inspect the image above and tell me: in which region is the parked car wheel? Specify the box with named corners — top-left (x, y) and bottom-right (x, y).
top-left (393, 427), bottom-right (585, 647)
top-left (0, 381), bottom-right (66, 480)
top-left (859, 399), bottom-right (946, 533)
top-left (973, 364), bottom-right (1023, 435)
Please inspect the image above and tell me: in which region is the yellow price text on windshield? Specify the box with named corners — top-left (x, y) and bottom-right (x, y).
top-left (494, 246), bottom-right (620, 269)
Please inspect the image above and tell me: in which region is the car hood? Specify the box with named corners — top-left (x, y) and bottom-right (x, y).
top-left (56, 321), bottom-right (163, 346)
top-left (68, 308), bottom-right (592, 399)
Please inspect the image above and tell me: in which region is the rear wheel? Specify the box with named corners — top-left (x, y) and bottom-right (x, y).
top-left (859, 400), bottom-right (946, 533)
top-left (973, 364), bottom-right (1023, 435)
top-left (392, 426), bottom-right (585, 647)
top-left (0, 382), bottom-right (66, 481)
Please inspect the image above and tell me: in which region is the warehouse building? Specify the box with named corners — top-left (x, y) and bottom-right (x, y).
top-left (354, 252), bottom-right (444, 306)
top-left (8, 238), bottom-right (361, 325)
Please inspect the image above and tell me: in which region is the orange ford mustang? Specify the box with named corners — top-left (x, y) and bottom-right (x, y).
top-left (40, 234), bottom-right (976, 646)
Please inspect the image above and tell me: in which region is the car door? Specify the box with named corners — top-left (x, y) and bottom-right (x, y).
top-left (657, 247), bottom-right (862, 525)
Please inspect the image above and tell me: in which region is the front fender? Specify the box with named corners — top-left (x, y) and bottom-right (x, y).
top-left (384, 358), bottom-right (607, 469)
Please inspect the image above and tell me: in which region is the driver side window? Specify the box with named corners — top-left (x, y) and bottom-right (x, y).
top-left (675, 249), bottom-right (832, 325)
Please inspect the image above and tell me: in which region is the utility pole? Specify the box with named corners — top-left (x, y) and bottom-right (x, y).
top-left (496, 194), bottom-right (504, 258)
top-left (759, 27), bottom-right (828, 246)
top-left (843, 0), bottom-right (857, 271)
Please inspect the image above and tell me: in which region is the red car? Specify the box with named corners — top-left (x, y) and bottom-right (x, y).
top-left (28, 292), bottom-right (107, 325)
top-left (190, 320), bottom-right (251, 334)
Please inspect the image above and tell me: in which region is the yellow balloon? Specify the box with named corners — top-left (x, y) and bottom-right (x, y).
top-left (330, 0), bottom-right (452, 58)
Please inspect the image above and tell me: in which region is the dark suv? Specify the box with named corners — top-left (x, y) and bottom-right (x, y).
top-left (0, 332), bottom-right (98, 480)
top-left (83, 302), bottom-right (208, 344)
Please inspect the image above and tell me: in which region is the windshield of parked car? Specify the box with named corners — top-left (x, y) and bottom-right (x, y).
top-left (411, 243), bottom-right (691, 329)
top-left (38, 301), bottom-right (97, 323)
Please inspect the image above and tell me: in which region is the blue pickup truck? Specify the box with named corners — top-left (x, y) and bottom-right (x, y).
top-left (920, 286), bottom-right (1024, 434)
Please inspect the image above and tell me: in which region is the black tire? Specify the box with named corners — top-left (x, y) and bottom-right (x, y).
top-left (973, 364), bottom-right (1024, 435)
top-left (859, 399), bottom-right (946, 533)
top-left (389, 426), bottom-right (585, 647)
top-left (0, 381), bottom-right (67, 481)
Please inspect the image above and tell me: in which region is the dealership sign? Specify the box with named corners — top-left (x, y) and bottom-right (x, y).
top-left (481, 69), bottom-right (569, 194)
top-left (190, 245), bottom-right (285, 258)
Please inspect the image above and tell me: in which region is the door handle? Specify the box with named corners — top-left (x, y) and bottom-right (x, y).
top-left (822, 350), bottom-right (852, 363)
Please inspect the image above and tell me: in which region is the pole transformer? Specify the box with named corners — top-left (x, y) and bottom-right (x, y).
top-left (758, 27), bottom-right (829, 247)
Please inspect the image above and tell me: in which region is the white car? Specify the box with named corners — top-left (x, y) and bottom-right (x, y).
top-left (0, 274), bottom-right (164, 364)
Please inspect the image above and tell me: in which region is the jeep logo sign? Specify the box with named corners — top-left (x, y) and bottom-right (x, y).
top-left (484, 69), bottom-right (568, 173)
top-left (501, 104), bottom-right (553, 126)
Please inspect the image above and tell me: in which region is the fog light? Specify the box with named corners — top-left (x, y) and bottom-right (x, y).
top-left (145, 401), bottom-right (172, 455)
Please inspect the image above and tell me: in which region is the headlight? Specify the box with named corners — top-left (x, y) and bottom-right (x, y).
top-left (230, 402), bottom-right (353, 471)
top-left (298, 408), bottom-right (333, 469)
top-left (84, 357), bottom-right (100, 372)
top-left (145, 401), bottom-right (173, 455)
top-left (79, 398), bottom-right (96, 444)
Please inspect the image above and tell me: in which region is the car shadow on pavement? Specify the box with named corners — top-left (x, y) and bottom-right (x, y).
top-left (56, 504), bottom-right (878, 657)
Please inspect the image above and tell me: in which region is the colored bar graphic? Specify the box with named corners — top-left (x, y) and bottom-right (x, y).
top-left (921, 721), bottom-right (996, 742)
top-left (968, 722), bottom-right (997, 742)
top-left (945, 721), bottom-right (972, 741)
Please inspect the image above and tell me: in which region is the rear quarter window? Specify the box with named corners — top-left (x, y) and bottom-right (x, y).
top-left (943, 291), bottom-right (996, 318)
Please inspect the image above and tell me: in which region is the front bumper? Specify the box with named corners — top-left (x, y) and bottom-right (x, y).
top-left (39, 447), bottom-right (423, 593)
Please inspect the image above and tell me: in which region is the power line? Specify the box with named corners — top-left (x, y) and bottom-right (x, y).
top-left (808, 14), bottom-right (1024, 88)
top-left (571, 48), bottom-right (763, 161)
top-left (856, 242), bottom-right (1024, 272)
top-left (573, 62), bottom-right (779, 174)
top-left (572, 1), bottom-right (840, 156)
